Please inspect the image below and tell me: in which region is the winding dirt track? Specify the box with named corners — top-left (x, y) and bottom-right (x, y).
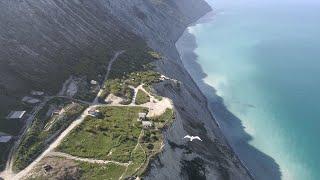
top-left (49, 152), bottom-right (130, 166)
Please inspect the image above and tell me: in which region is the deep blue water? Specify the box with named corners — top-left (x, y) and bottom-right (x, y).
top-left (189, 0), bottom-right (320, 179)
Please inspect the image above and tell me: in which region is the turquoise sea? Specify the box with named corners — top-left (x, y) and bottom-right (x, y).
top-left (184, 0), bottom-right (320, 179)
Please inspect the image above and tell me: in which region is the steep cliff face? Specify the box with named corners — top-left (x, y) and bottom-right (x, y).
top-left (0, 0), bottom-right (209, 110)
top-left (0, 0), bottom-right (252, 179)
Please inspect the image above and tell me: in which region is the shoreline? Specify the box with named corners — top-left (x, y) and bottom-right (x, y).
top-left (175, 7), bottom-right (281, 180)
top-left (175, 10), bottom-right (255, 179)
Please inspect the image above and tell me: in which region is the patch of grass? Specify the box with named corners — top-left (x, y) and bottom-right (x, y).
top-left (150, 108), bottom-right (174, 127)
top-left (58, 107), bottom-right (146, 162)
top-left (74, 79), bottom-right (99, 102)
top-left (58, 106), bottom-right (175, 178)
top-left (148, 51), bottom-right (162, 60)
top-left (135, 90), bottom-right (150, 105)
top-left (124, 144), bottom-right (146, 177)
top-left (126, 71), bottom-right (161, 88)
top-left (78, 162), bottom-right (126, 180)
top-left (13, 98), bottom-right (87, 172)
top-left (143, 85), bottom-right (163, 101)
top-left (103, 80), bottom-right (134, 105)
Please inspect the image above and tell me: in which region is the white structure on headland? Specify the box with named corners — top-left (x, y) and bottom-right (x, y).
top-left (138, 113), bottom-right (147, 121)
top-left (142, 121), bottom-right (153, 129)
top-left (7, 111), bottom-right (26, 119)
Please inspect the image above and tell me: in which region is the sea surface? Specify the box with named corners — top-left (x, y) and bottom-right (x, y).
top-left (180, 0), bottom-right (320, 179)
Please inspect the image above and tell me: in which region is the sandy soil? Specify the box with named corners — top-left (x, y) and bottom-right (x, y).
top-left (105, 94), bottom-right (125, 105)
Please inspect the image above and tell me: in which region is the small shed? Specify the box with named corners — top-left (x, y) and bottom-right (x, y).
top-left (88, 108), bottom-right (102, 118)
top-left (51, 108), bottom-right (64, 117)
top-left (0, 136), bottom-right (12, 143)
top-left (7, 111), bottom-right (26, 120)
top-left (90, 80), bottom-right (98, 85)
top-left (142, 121), bottom-right (153, 129)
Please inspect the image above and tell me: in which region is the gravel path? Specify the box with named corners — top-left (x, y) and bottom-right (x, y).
top-left (49, 152), bottom-right (130, 166)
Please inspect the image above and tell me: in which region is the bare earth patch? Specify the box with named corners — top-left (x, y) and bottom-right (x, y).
top-left (22, 156), bottom-right (81, 180)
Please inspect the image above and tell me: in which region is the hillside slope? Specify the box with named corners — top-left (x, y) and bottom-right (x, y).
top-left (0, 0), bottom-right (252, 179)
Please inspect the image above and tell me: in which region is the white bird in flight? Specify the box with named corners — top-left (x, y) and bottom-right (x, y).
top-left (184, 135), bottom-right (202, 142)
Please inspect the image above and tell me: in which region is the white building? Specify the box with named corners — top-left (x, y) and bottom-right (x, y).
top-left (0, 136), bottom-right (12, 143)
top-left (138, 112), bottom-right (147, 121)
top-left (142, 121), bottom-right (153, 129)
top-left (7, 111), bottom-right (26, 119)
top-left (90, 80), bottom-right (98, 85)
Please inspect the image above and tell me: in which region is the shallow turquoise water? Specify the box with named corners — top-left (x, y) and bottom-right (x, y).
top-left (190, 0), bottom-right (320, 179)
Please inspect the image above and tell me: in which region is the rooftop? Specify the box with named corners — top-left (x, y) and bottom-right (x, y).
top-left (0, 136), bottom-right (13, 143)
top-left (142, 121), bottom-right (153, 127)
top-left (139, 112), bottom-right (147, 118)
top-left (7, 111), bottom-right (26, 119)
top-left (90, 80), bottom-right (98, 85)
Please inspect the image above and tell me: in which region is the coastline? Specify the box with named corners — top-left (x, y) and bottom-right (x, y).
top-left (175, 9), bottom-right (281, 180)
top-left (175, 10), bottom-right (255, 179)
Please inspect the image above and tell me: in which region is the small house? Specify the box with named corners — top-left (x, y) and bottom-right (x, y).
top-left (142, 121), bottom-right (153, 129)
top-left (51, 108), bottom-right (64, 117)
top-left (88, 108), bottom-right (102, 118)
top-left (7, 111), bottom-right (26, 120)
top-left (90, 80), bottom-right (98, 85)
top-left (0, 136), bottom-right (12, 143)
top-left (138, 113), bottom-right (147, 121)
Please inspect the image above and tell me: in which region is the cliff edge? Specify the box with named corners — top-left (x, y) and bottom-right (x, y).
top-left (0, 0), bottom-right (252, 179)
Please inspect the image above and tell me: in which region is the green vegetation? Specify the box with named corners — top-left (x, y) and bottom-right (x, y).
top-left (58, 106), bottom-right (174, 178)
top-left (13, 98), bottom-right (87, 172)
top-left (148, 50), bottom-right (162, 60)
top-left (0, 101), bottom-right (38, 170)
top-left (125, 144), bottom-right (147, 177)
top-left (58, 107), bottom-right (145, 162)
top-left (143, 84), bottom-right (162, 101)
top-left (103, 79), bottom-right (134, 105)
top-left (150, 108), bottom-right (174, 129)
top-left (78, 162), bottom-right (126, 180)
top-left (135, 90), bottom-right (150, 105)
top-left (75, 80), bottom-right (99, 102)
top-left (125, 71), bottom-right (161, 87)
top-left (99, 41), bottom-right (161, 103)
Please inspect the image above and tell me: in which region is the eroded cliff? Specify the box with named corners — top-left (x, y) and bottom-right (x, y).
top-left (0, 0), bottom-right (252, 179)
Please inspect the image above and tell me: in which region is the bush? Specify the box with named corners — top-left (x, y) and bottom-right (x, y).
top-left (135, 90), bottom-right (150, 105)
top-left (147, 144), bottom-right (154, 150)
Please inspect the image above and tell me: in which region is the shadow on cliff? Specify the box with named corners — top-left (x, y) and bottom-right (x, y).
top-left (176, 27), bottom-right (282, 180)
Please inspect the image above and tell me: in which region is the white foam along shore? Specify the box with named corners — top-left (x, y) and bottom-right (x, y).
top-left (175, 10), bottom-right (256, 179)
